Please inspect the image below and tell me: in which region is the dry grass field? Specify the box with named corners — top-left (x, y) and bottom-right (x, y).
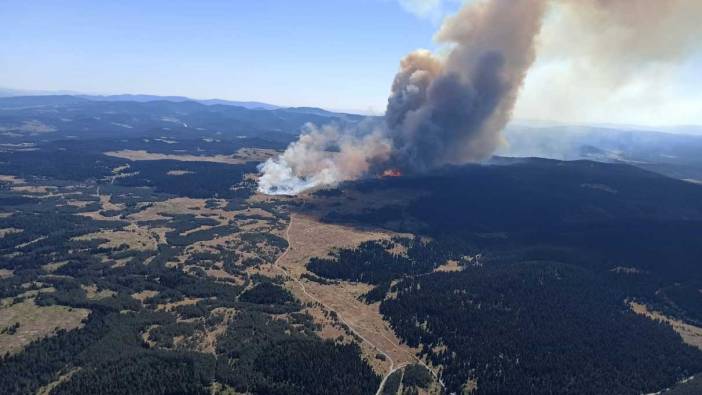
top-left (272, 213), bottom-right (424, 375)
top-left (630, 301), bottom-right (702, 351)
top-left (0, 298), bottom-right (89, 355)
top-left (104, 147), bottom-right (278, 165)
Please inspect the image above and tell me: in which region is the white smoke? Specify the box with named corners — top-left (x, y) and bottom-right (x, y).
top-left (257, 122), bottom-right (392, 195)
top-left (259, 0), bottom-right (548, 195)
top-left (257, 0), bottom-right (702, 195)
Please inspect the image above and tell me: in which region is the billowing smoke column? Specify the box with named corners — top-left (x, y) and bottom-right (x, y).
top-left (259, 0), bottom-right (548, 195)
top-left (385, 0), bottom-right (547, 171)
top-left (258, 0), bottom-right (701, 195)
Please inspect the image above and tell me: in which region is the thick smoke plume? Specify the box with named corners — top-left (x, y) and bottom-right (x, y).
top-left (259, 0), bottom-right (547, 195)
top-left (258, 0), bottom-right (700, 195)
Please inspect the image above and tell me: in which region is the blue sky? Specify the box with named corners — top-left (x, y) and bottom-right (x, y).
top-left (1, 0), bottom-right (700, 125)
top-left (0, 0), bottom-right (454, 113)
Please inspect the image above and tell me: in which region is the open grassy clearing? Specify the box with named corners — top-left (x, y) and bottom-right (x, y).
top-left (74, 223), bottom-right (160, 251)
top-left (0, 298), bottom-right (89, 355)
top-left (272, 213), bottom-right (422, 375)
top-left (630, 301), bottom-right (702, 351)
top-left (104, 147), bottom-right (278, 165)
top-left (433, 260), bottom-right (462, 273)
top-left (41, 261), bottom-right (68, 273)
top-left (80, 284), bottom-right (116, 300)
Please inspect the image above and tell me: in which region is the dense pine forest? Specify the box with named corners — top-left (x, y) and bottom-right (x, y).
top-left (2, 122), bottom-right (702, 394)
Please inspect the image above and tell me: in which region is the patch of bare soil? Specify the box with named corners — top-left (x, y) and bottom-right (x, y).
top-left (156, 297), bottom-right (203, 313)
top-left (132, 290), bottom-right (159, 303)
top-left (77, 193), bottom-right (128, 221)
top-left (630, 301), bottom-right (702, 351)
top-left (128, 197), bottom-right (227, 223)
top-left (81, 284), bottom-right (116, 300)
top-left (11, 185), bottom-right (57, 194)
top-left (434, 260), bottom-right (462, 273)
top-left (42, 261), bottom-right (68, 273)
top-left (196, 308), bottom-right (236, 354)
top-left (99, 193), bottom-right (125, 211)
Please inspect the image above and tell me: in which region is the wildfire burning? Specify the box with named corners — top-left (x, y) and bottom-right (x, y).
top-left (257, 0), bottom-right (702, 196)
top-left (382, 169), bottom-right (402, 177)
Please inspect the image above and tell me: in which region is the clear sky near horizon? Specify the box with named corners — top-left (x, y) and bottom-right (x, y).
top-left (1, 0), bottom-right (701, 125)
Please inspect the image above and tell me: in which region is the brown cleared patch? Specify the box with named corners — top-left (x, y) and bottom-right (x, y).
top-left (156, 297), bottom-right (203, 312)
top-left (205, 268), bottom-right (244, 284)
top-left (42, 261), bottom-right (68, 273)
top-left (132, 290), bottom-right (159, 303)
top-left (0, 269), bottom-right (13, 279)
top-left (434, 260), bottom-right (462, 273)
top-left (463, 378), bottom-right (479, 394)
top-left (279, 213), bottom-right (401, 278)
top-left (65, 199), bottom-right (93, 209)
top-left (128, 197), bottom-right (224, 223)
top-left (630, 301), bottom-right (702, 351)
top-left (77, 193), bottom-right (128, 221)
top-left (0, 298), bottom-right (89, 355)
top-left (11, 185), bottom-right (57, 194)
top-left (387, 241), bottom-right (409, 257)
top-left (99, 193), bottom-right (125, 212)
top-left (274, 213), bottom-right (423, 375)
top-left (197, 307), bottom-right (236, 354)
top-left (104, 147), bottom-right (277, 165)
top-left (111, 257), bottom-right (133, 268)
top-left (74, 223), bottom-right (159, 251)
top-left (81, 284), bottom-right (116, 300)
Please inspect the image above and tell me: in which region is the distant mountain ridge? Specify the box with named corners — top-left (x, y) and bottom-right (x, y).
top-left (0, 88), bottom-right (280, 110)
top-left (77, 94), bottom-right (280, 110)
top-left (0, 94), bottom-right (368, 144)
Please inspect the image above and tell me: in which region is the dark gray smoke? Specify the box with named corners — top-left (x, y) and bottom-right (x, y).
top-left (258, 0), bottom-right (702, 194)
top-left (386, 0), bottom-right (546, 170)
top-left (258, 0), bottom-right (548, 194)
